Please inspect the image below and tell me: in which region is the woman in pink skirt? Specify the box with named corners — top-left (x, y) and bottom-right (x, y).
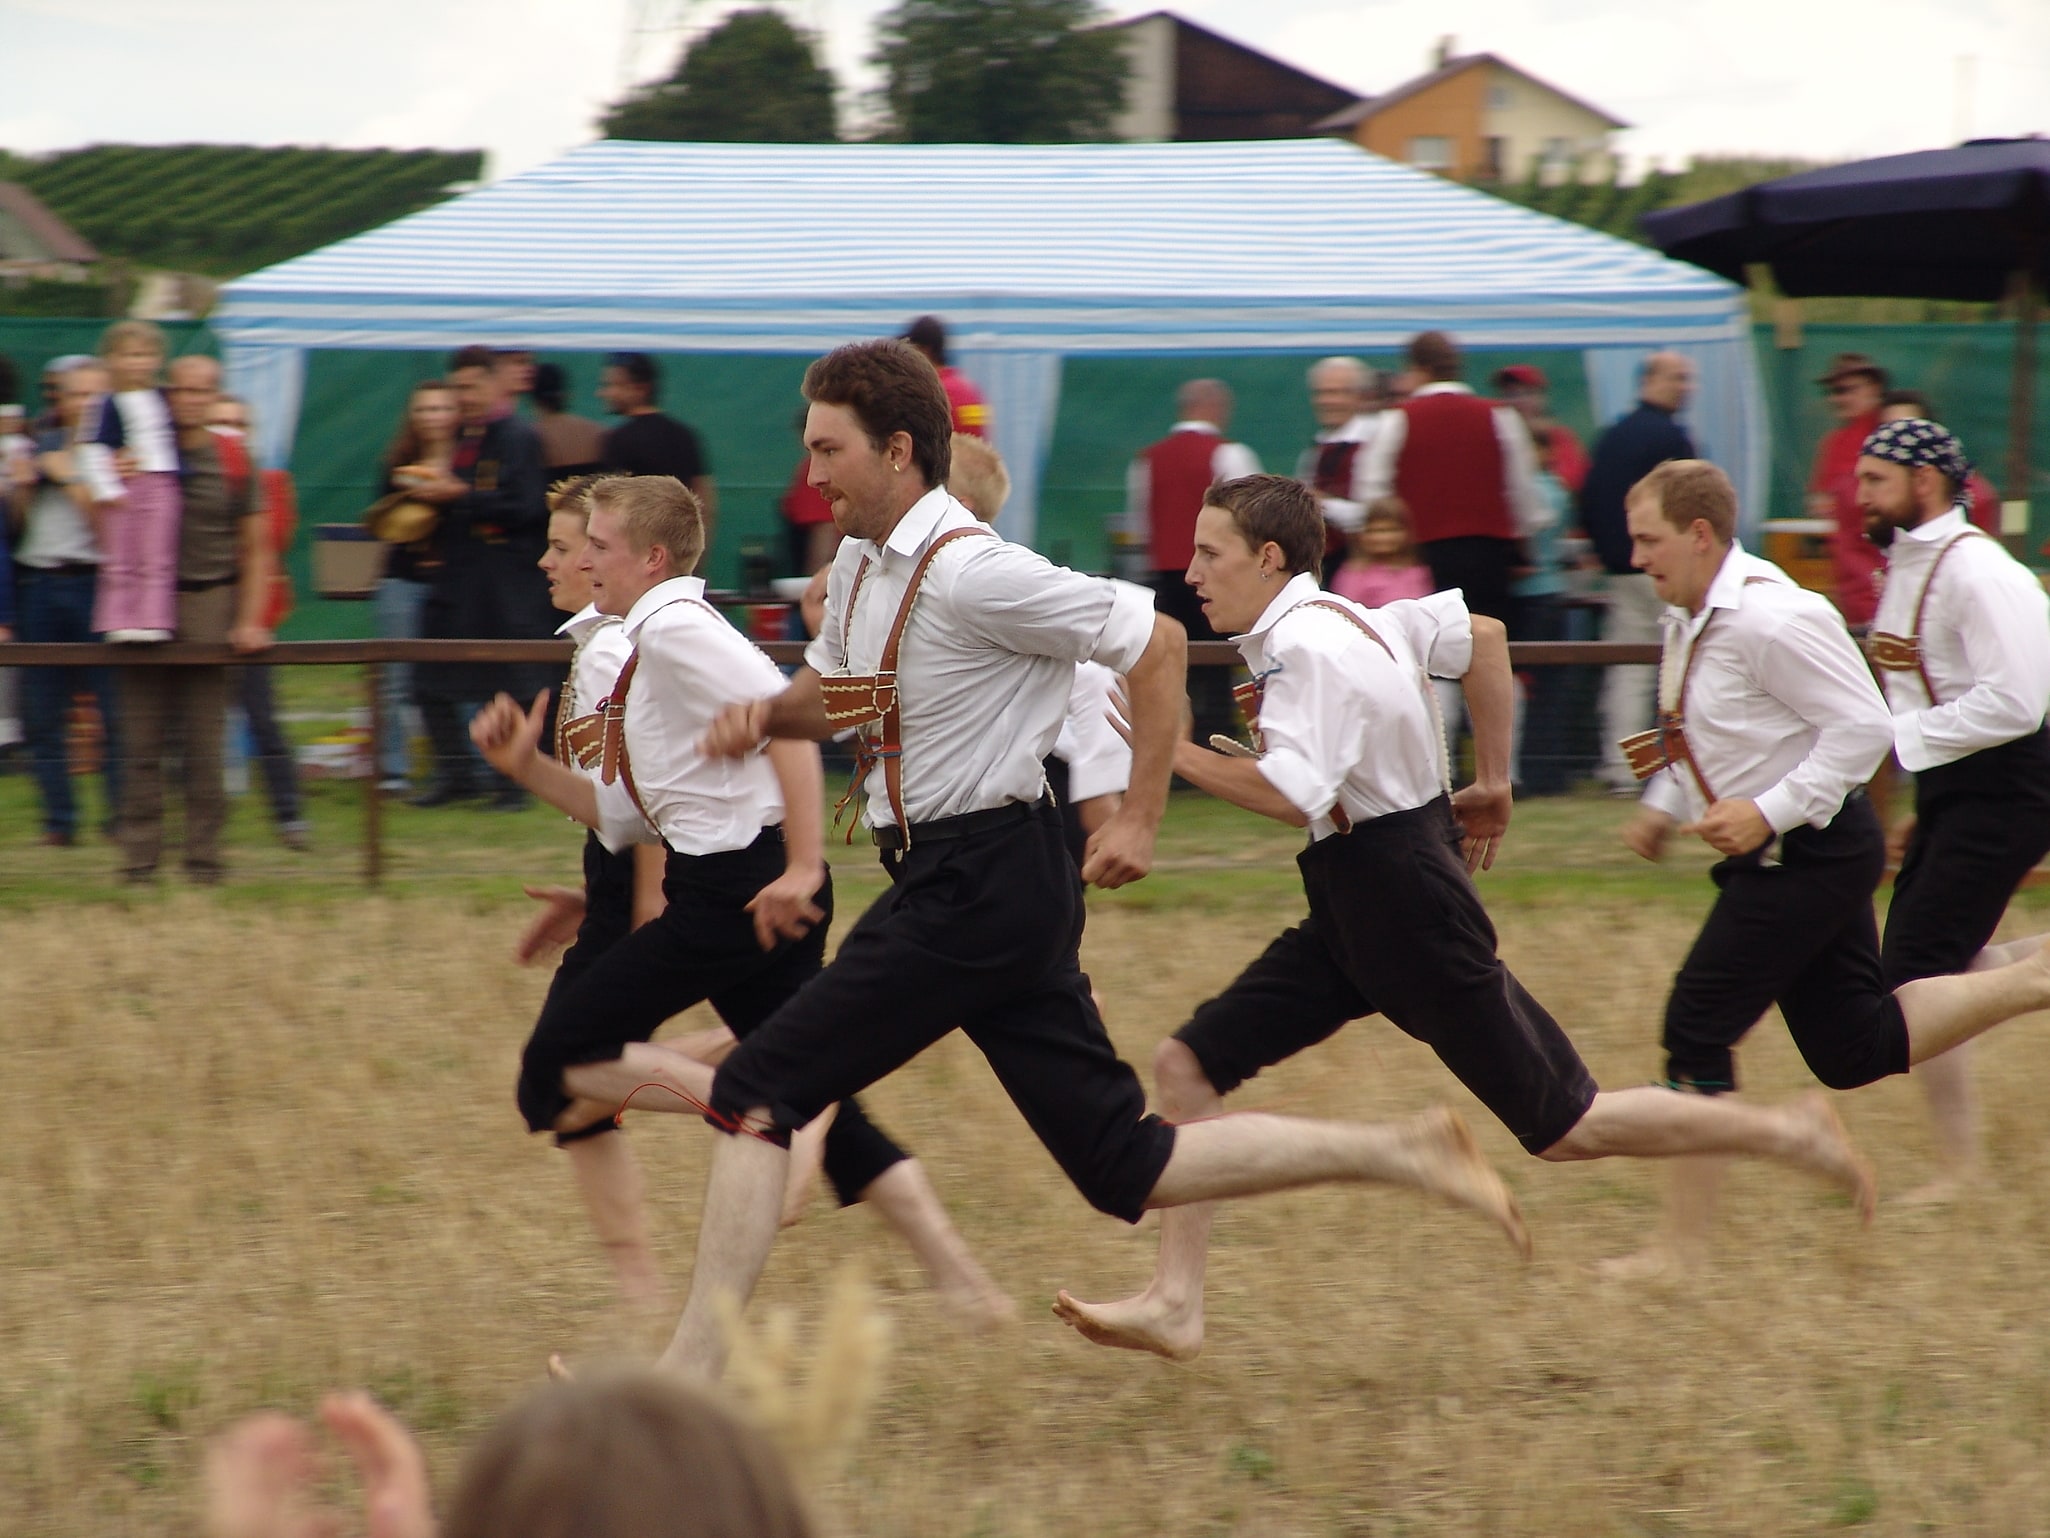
top-left (78, 320), bottom-right (182, 641)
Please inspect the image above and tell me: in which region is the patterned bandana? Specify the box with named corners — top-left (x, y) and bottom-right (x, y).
top-left (1860, 417), bottom-right (1972, 486)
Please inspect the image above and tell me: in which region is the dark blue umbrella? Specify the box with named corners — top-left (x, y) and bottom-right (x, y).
top-left (1642, 138), bottom-right (2049, 509)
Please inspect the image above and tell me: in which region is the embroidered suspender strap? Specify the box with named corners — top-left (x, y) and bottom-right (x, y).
top-left (818, 524), bottom-right (997, 848)
top-left (1867, 527), bottom-right (1986, 702)
top-left (556, 637), bottom-right (608, 771)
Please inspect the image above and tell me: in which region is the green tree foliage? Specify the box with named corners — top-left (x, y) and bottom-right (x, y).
top-left (601, 9), bottom-right (838, 143)
top-left (5, 144), bottom-right (483, 278)
top-left (872, 0), bottom-right (1128, 144)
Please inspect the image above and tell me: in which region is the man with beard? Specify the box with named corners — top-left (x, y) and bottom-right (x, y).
top-left (1856, 418), bottom-right (2050, 1202)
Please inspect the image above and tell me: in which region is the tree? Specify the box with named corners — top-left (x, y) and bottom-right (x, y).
top-left (872, 0), bottom-right (1129, 144)
top-left (601, 8), bottom-right (838, 143)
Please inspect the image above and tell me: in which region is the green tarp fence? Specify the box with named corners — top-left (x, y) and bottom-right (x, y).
top-left (4, 320), bottom-right (2045, 640)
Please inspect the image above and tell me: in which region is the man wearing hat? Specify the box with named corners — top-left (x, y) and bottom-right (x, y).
top-left (901, 316), bottom-right (988, 438)
top-left (1856, 417), bottom-right (2050, 1202)
top-left (1808, 353), bottom-right (1890, 628)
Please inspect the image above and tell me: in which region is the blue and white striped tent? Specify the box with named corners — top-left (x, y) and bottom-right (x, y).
top-left (218, 138), bottom-right (1765, 544)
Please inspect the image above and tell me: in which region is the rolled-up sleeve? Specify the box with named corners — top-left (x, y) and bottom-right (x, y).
top-left (1375, 590), bottom-right (1474, 680)
top-left (954, 541), bottom-right (1156, 674)
top-left (1251, 641), bottom-right (1366, 824)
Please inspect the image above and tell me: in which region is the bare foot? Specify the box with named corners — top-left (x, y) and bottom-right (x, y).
top-left (937, 1270), bottom-right (1018, 1334)
top-left (1891, 1170), bottom-right (1975, 1209)
top-left (545, 1352), bottom-right (574, 1382)
top-left (1404, 1107), bottom-right (1531, 1259)
top-left (1785, 1092), bottom-right (1877, 1226)
top-left (1051, 1288), bottom-right (1203, 1362)
top-left (1592, 1244), bottom-right (1689, 1283)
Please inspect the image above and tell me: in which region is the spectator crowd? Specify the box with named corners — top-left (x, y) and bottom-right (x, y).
top-left (0, 310), bottom-right (1993, 874)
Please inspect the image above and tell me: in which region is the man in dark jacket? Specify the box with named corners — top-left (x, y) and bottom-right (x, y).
top-left (411, 345), bottom-right (552, 807)
top-left (1578, 350), bottom-right (1696, 791)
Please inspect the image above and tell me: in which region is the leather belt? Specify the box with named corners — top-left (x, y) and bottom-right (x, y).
top-left (871, 797), bottom-right (1043, 852)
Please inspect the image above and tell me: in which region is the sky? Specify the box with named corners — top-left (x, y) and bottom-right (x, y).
top-left (3, 0), bottom-right (2047, 181)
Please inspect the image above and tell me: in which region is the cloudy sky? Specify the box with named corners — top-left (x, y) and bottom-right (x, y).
top-left (4, 0), bottom-right (2046, 179)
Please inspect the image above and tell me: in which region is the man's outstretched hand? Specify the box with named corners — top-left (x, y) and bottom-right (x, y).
top-left (468, 690), bottom-right (548, 780)
top-left (1450, 780), bottom-right (1512, 872)
top-left (701, 697), bottom-right (773, 760)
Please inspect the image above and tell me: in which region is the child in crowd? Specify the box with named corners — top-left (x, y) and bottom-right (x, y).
top-left (77, 320), bottom-right (182, 641)
top-left (1328, 496), bottom-right (1431, 607)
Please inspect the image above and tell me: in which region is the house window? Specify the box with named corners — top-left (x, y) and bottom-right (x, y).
top-left (1487, 84), bottom-right (1511, 110)
top-left (1481, 136), bottom-right (1506, 181)
top-left (1409, 135), bottom-right (1453, 171)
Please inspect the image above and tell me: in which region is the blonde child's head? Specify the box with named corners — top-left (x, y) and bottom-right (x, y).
top-left (1354, 497), bottom-right (1417, 567)
top-left (99, 320), bottom-right (168, 392)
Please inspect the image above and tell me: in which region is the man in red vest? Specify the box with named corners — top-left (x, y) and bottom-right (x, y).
top-left (1360, 331), bottom-right (1547, 627)
top-left (1293, 356), bottom-right (1384, 582)
top-left (1127, 379), bottom-right (1261, 737)
top-left (1807, 352), bottom-right (1889, 627)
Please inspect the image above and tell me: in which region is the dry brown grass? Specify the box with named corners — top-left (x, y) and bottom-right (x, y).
top-left (5, 881), bottom-right (2050, 1537)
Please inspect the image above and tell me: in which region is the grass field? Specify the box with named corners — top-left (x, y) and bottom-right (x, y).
top-left (5, 738), bottom-right (2050, 1536)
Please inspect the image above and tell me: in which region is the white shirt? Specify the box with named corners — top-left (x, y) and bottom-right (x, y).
top-left (1872, 507), bottom-right (2050, 772)
top-left (1293, 412), bottom-right (1382, 533)
top-left (590, 576), bottom-right (789, 856)
top-left (1358, 383), bottom-right (1551, 537)
top-left (1239, 572), bottom-right (1473, 841)
top-left (805, 487), bottom-right (1156, 828)
top-left (1122, 421), bottom-right (1263, 567)
top-left (1640, 545), bottom-right (1893, 833)
top-left (1052, 660), bottom-right (1132, 804)
top-left (78, 390), bottom-right (179, 501)
top-left (556, 602), bottom-right (632, 765)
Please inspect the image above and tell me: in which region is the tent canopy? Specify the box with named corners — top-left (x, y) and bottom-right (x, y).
top-left (218, 139), bottom-right (1766, 543)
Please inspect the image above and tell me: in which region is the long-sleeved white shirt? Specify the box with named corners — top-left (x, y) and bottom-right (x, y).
top-left (1872, 508), bottom-right (2050, 772)
top-left (590, 576), bottom-right (789, 856)
top-left (1357, 383), bottom-right (1551, 537)
top-left (1237, 572), bottom-right (1472, 841)
top-left (1640, 545), bottom-right (1893, 833)
top-left (1292, 412), bottom-right (1383, 533)
top-left (557, 604), bottom-right (632, 741)
top-left (806, 487), bottom-right (1156, 828)
top-left (1052, 660), bottom-right (1132, 804)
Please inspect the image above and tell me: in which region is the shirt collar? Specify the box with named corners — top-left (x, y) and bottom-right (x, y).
top-left (1242, 571), bottom-right (1325, 639)
top-left (1412, 382), bottom-right (1473, 398)
top-left (880, 485), bottom-right (974, 562)
top-left (1902, 506), bottom-right (1968, 545)
top-left (621, 575), bottom-right (706, 639)
top-left (555, 602), bottom-right (612, 641)
top-left (1169, 420), bottom-right (1223, 436)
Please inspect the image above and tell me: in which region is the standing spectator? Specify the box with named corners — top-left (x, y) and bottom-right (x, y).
top-left (1359, 330), bottom-right (1548, 627)
top-left (1327, 496), bottom-right (1432, 608)
top-left (494, 348), bottom-right (538, 403)
top-left (1126, 378), bottom-right (1260, 740)
top-left (1492, 364), bottom-right (1589, 494)
top-left (1807, 352), bottom-right (1889, 627)
top-left (531, 362), bottom-right (605, 476)
top-left (901, 315), bottom-right (989, 437)
top-left (598, 351), bottom-right (718, 555)
top-left (5, 360), bottom-right (122, 845)
top-left (77, 320), bottom-right (182, 643)
top-left (1879, 389), bottom-right (2001, 533)
top-left (1578, 350), bottom-right (1697, 791)
top-left (207, 392), bottom-right (309, 851)
top-left (777, 407), bottom-right (838, 577)
top-left (1514, 426), bottom-right (1580, 794)
top-left (408, 346), bottom-right (552, 808)
top-left (116, 356), bottom-right (275, 883)
top-left (1293, 356), bottom-right (1383, 582)
top-left (368, 379), bottom-right (460, 793)
top-left (0, 399), bottom-right (30, 759)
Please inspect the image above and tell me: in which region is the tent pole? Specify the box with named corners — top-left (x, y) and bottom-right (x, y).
top-left (2006, 264), bottom-right (2039, 553)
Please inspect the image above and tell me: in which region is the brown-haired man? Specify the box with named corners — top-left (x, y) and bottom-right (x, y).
top-left (470, 473), bottom-right (1010, 1334)
top-left (617, 340), bottom-right (1542, 1379)
top-left (1610, 459), bottom-right (2050, 1273)
top-left (1054, 473), bottom-right (1881, 1361)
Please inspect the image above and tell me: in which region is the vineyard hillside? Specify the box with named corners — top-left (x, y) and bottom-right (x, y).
top-left (0, 144), bottom-right (484, 278)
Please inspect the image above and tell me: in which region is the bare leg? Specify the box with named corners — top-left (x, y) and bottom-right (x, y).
top-left (1542, 1086), bottom-right (1873, 1220)
top-left (1898, 934), bottom-right (2050, 1063)
top-left (563, 1040), bottom-right (719, 1118)
top-left (1053, 1040), bottom-right (1220, 1361)
top-left (657, 1122), bottom-right (787, 1380)
top-left (1596, 1154), bottom-right (1733, 1280)
top-left (562, 1131), bottom-right (669, 1312)
top-left (1900, 1045), bottom-right (1978, 1206)
top-left (780, 1103), bottom-right (838, 1228)
top-left (861, 1159), bottom-right (1016, 1328)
